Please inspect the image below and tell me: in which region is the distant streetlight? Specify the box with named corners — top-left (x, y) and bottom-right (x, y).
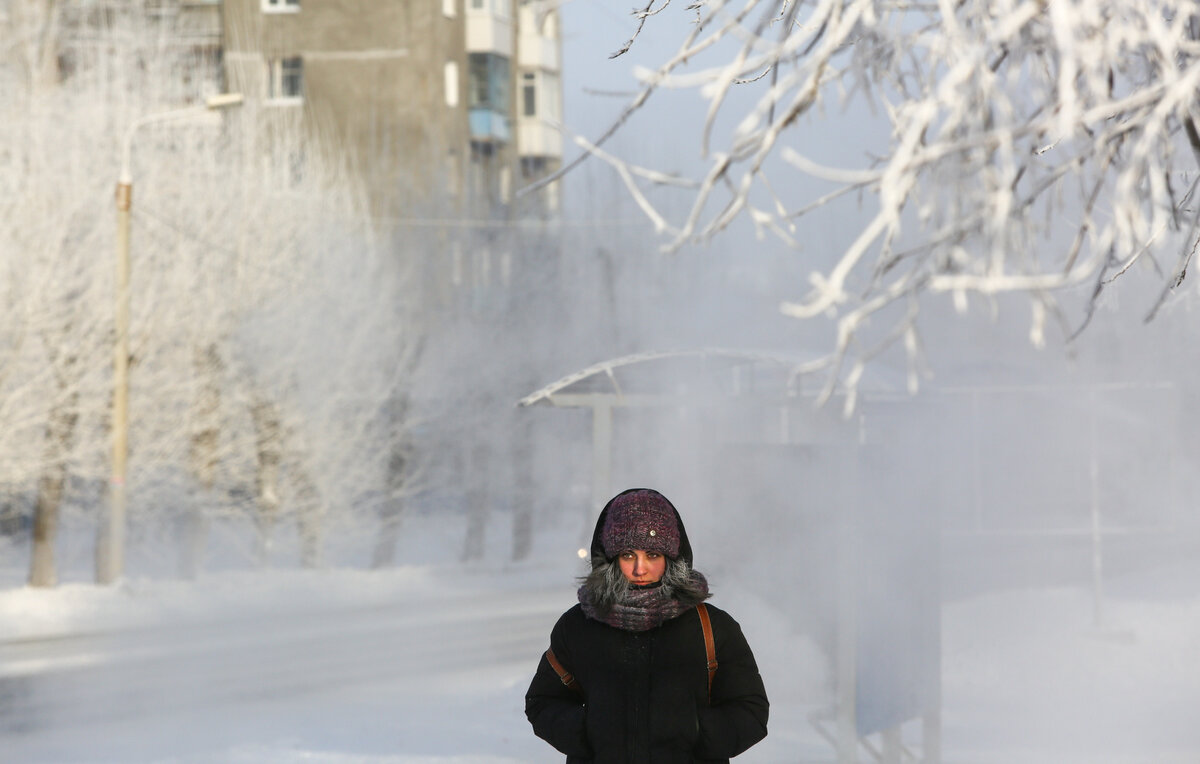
top-left (96, 92), bottom-right (244, 585)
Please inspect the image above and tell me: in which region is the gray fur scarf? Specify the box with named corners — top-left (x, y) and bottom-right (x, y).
top-left (578, 557), bottom-right (711, 632)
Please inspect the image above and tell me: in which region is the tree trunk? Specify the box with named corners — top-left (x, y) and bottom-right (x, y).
top-left (370, 509), bottom-right (402, 569)
top-left (28, 391), bottom-right (78, 588)
top-left (461, 443), bottom-right (489, 562)
top-left (180, 342), bottom-right (222, 578)
top-left (28, 472), bottom-right (62, 588)
top-left (511, 414), bottom-right (534, 562)
top-left (250, 396), bottom-right (282, 566)
top-left (371, 442), bottom-right (408, 569)
top-left (293, 458), bottom-right (323, 568)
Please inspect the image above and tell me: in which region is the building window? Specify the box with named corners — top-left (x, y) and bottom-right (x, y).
top-left (521, 156), bottom-right (548, 179)
top-left (522, 72), bottom-right (535, 117)
top-left (263, 0), bottom-right (300, 12)
top-left (520, 71), bottom-right (560, 120)
top-left (546, 70), bottom-right (561, 119)
top-left (267, 56), bottom-right (303, 101)
top-left (466, 0), bottom-right (510, 17)
top-left (468, 53), bottom-right (509, 110)
top-left (445, 61), bottom-right (459, 108)
top-left (468, 53), bottom-right (511, 142)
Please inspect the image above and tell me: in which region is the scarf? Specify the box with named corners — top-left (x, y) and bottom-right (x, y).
top-left (578, 571), bottom-right (710, 632)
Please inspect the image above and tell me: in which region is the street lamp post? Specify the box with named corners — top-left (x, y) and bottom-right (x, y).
top-left (96, 93), bottom-right (244, 585)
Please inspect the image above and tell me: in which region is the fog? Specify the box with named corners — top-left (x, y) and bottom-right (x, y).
top-left (501, 2), bottom-right (1200, 757)
top-left (2, 1), bottom-right (1200, 761)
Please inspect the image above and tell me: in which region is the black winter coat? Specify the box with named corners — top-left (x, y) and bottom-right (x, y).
top-left (525, 489), bottom-right (769, 763)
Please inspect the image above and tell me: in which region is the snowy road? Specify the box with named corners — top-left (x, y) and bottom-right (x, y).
top-left (2, 589), bottom-right (555, 725)
top-left (3, 565), bottom-right (1200, 764)
top-left (0, 582), bottom-right (569, 762)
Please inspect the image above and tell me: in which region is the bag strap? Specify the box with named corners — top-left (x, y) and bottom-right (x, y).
top-left (697, 603), bottom-right (718, 700)
top-left (545, 648), bottom-right (582, 696)
top-left (545, 607), bottom-right (718, 701)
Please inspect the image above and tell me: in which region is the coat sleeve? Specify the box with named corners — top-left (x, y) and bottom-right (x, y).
top-left (693, 609), bottom-right (769, 760)
top-left (524, 612), bottom-right (591, 759)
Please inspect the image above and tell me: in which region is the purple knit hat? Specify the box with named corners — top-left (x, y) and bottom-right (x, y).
top-left (600, 489), bottom-right (681, 559)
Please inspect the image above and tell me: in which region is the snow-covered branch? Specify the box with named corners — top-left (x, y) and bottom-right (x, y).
top-left (589, 0), bottom-right (1200, 401)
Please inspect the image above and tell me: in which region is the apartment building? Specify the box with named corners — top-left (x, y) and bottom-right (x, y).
top-left (220, 0), bottom-right (564, 220)
top-left (42, 0), bottom-right (563, 221)
top-left (40, 0), bottom-right (563, 311)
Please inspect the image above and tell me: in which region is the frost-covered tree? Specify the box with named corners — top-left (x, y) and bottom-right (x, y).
top-left (0, 5), bottom-right (416, 584)
top-left (561, 0), bottom-right (1200, 400)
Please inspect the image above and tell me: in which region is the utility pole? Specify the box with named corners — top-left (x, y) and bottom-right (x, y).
top-left (96, 93), bottom-right (243, 584)
top-left (95, 178), bottom-right (132, 584)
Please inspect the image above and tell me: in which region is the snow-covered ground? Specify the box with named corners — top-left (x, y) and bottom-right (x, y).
top-left (2, 541), bottom-right (1199, 763)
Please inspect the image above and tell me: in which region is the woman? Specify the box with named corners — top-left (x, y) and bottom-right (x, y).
top-left (525, 488), bottom-right (769, 763)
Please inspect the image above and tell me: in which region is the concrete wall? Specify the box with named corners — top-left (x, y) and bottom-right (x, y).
top-left (222, 0), bottom-right (476, 215)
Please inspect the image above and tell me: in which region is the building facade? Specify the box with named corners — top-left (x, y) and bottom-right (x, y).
top-left (219, 0), bottom-right (564, 219)
top-left (42, 0), bottom-right (563, 308)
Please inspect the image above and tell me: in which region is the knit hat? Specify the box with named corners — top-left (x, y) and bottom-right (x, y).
top-left (600, 489), bottom-right (681, 559)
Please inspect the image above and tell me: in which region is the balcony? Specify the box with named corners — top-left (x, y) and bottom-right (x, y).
top-left (517, 119), bottom-right (562, 159)
top-left (517, 3), bottom-right (559, 70)
top-left (470, 108), bottom-right (511, 143)
top-left (467, 8), bottom-right (513, 56)
top-left (518, 33), bottom-right (558, 70)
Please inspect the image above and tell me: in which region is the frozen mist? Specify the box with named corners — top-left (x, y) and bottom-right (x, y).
top-left (3, 1), bottom-right (1200, 763)
top-left (2, 531), bottom-right (1200, 763)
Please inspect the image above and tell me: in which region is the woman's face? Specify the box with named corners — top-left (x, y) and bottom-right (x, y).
top-left (618, 549), bottom-right (667, 585)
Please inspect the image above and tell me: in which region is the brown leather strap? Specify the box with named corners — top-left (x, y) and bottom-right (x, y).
top-left (697, 603), bottom-right (717, 700)
top-left (545, 648), bottom-right (582, 696)
top-left (546, 610), bottom-right (716, 701)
